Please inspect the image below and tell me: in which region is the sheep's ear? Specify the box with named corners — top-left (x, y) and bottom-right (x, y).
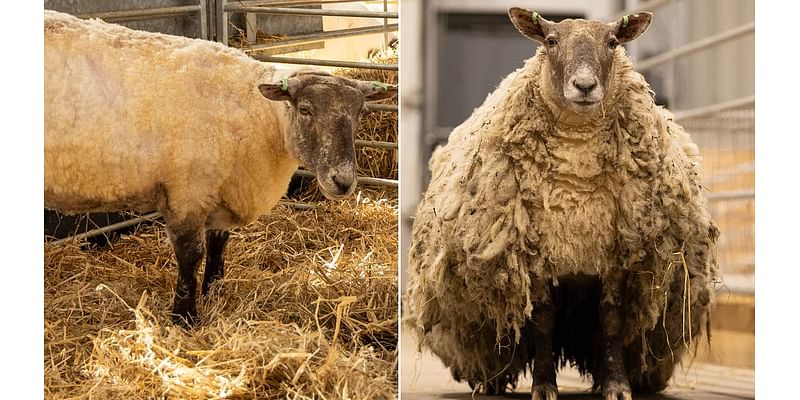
top-left (612, 12), bottom-right (652, 43)
top-left (258, 80), bottom-right (294, 102)
top-left (356, 80), bottom-right (398, 102)
top-left (508, 7), bottom-right (552, 43)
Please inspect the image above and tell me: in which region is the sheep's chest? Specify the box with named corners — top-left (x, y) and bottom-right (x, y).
top-left (529, 136), bottom-right (621, 276)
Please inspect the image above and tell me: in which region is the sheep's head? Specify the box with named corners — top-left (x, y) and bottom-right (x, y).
top-left (259, 72), bottom-right (396, 200)
top-left (509, 8), bottom-right (652, 114)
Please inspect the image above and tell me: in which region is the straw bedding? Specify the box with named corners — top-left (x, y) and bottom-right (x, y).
top-left (44, 194), bottom-right (398, 399)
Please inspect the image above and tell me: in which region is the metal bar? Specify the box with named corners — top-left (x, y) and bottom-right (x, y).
top-left (383, 0), bottom-right (389, 46)
top-left (279, 201), bottom-right (316, 210)
top-left (637, 21), bottom-right (755, 71)
top-left (355, 175), bottom-right (398, 187)
top-left (293, 170), bottom-right (397, 187)
top-left (366, 104), bottom-right (397, 112)
top-left (208, 0), bottom-right (217, 41)
top-left (246, 12), bottom-right (258, 44)
top-left (76, 5), bottom-right (200, 22)
top-left (673, 95), bottom-right (755, 121)
top-left (199, 0), bottom-right (208, 40)
top-left (252, 54), bottom-right (397, 70)
top-left (355, 140), bottom-right (397, 150)
top-left (244, 24), bottom-right (397, 52)
top-left (47, 212), bottom-right (161, 246)
top-left (217, 0), bottom-right (228, 45)
top-left (224, 6), bottom-right (398, 19)
top-left (235, 0), bottom-right (371, 6)
top-left (707, 189), bottom-right (755, 202)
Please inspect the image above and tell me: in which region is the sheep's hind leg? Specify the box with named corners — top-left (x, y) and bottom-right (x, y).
top-left (166, 215), bottom-right (206, 327)
top-left (531, 279), bottom-right (558, 400)
top-left (202, 229), bottom-right (230, 295)
top-left (600, 269), bottom-right (632, 400)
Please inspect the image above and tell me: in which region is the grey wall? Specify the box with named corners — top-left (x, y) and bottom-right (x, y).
top-left (434, 12), bottom-right (582, 131)
top-left (44, 0), bottom-right (323, 40)
top-left (44, 0), bottom-right (205, 38)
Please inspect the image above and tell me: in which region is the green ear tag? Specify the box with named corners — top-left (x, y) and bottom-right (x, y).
top-left (531, 11), bottom-right (539, 25)
top-left (370, 81), bottom-right (390, 92)
top-left (622, 15), bottom-right (629, 28)
top-left (280, 79), bottom-right (289, 91)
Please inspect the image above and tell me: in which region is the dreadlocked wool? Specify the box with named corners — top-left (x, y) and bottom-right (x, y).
top-left (405, 47), bottom-right (718, 391)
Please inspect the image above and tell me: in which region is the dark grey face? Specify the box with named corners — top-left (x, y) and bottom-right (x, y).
top-left (509, 8), bottom-right (652, 114)
top-left (259, 72), bottom-right (397, 199)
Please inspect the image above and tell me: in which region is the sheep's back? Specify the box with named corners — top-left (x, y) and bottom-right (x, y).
top-left (44, 11), bottom-right (277, 218)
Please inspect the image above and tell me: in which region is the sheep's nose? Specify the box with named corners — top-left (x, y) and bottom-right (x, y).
top-left (572, 77), bottom-right (597, 94)
top-left (331, 174), bottom-right (354, 193)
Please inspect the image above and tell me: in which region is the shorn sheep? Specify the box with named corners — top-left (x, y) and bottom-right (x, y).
top-left (44, 10), bottom-right (396, 326)
top-left (405, 8), bottom-right (718, 400)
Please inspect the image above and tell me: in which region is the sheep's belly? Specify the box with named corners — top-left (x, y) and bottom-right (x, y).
top-left (534, 187), bottom-right (618, 276)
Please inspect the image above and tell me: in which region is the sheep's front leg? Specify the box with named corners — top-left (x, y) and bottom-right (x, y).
top-left (202, 229), bottom-right (230, 295)
top-left (531, 279), bottom-right (557, 400)
top-left (600, 269), bottom-right (632, 400)
top-left (166, 216), bottom-right (205, 327)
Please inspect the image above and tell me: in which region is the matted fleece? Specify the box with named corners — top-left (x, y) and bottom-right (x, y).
top-left (404, 47), bottom-right (719, 392)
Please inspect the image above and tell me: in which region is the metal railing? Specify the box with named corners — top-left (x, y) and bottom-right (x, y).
top-left (47, 199), bottom-right (317, 245)
top-left (637, 21), bottom-right (755, 72)
top-left (623, 0), bottom-right (755, 294)
top-left (214, 0), bottom-right (399, 188)
top-left (625, 0), bottom-right (754, 205)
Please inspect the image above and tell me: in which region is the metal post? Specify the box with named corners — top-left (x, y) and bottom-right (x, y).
top-left (199, 0), bottom-right (208, 40)
top-left (246, 12), bottom-right (258, 44)
top-left (216, 0), bottom-right (228, 45)
top-left (207, 0), bottom-right (217, 41)
top-left (383, 0), bottom-right (389, 48)
top-left (667, 0), bottom-right (677, 109)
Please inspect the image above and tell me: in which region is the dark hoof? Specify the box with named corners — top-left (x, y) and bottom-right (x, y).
top-left (603, 380), bottom-right (632, 400)
top-left (171, 304), bottom-right (199, 328)
top-left (531, 383), bottom-right (558, 400)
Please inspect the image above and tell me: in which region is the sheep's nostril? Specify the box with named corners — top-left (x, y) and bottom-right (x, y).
top-left (573, 79), bottom-right (597, 94)
top-left (331, 174), bottom-right (353, 193)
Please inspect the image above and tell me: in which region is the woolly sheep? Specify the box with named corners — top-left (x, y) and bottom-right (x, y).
top-left (44, 10), bottom-right (396, 326)
top-left (405, 9), bottom-right (718, 400)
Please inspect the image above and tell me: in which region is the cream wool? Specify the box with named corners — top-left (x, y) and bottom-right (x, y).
top-left (406, 46), bottom-right (718, 390)
top-left (45, 10), bottom-right (297, 227)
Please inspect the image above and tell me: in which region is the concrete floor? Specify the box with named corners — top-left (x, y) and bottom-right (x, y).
top-left (400, 332), bottom-right (755, 400)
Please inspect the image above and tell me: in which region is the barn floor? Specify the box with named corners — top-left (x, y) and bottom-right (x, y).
top-left (400, 331), bottom-right (755, 400)
top-left (44, 196), bottom-right (399, 399)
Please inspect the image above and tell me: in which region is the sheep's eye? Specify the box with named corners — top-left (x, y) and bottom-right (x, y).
top-left (298, 105), bottom-right (312, 115)
top-left (607, 39), bottom-right (619, 49)
top-left (546, 37), bottom-right (558, 47)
